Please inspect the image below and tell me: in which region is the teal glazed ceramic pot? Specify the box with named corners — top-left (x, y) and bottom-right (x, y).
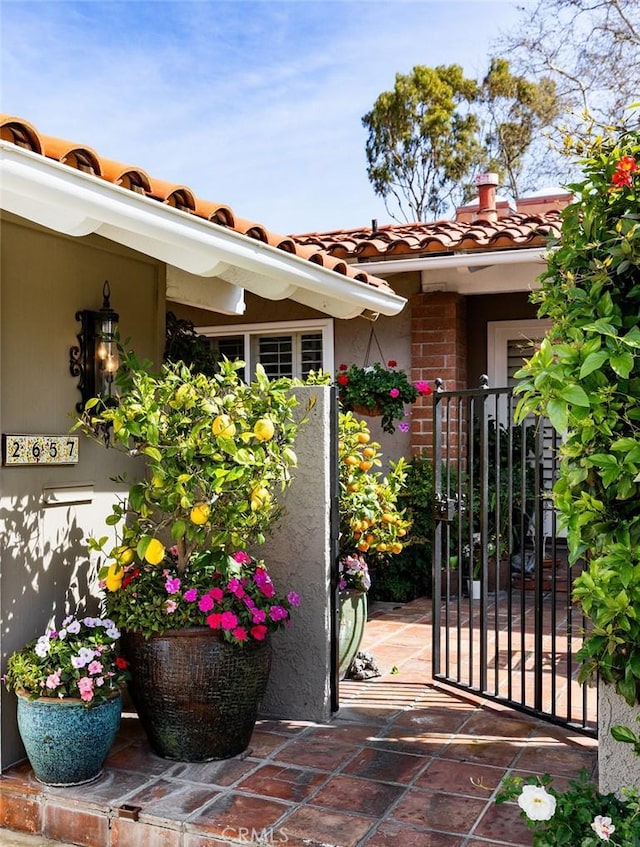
top-left (16, 692), bottom-right (122, 786)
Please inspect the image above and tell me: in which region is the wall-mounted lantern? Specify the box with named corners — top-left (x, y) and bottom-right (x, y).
top-left (69, 280), bottom-right (120, 412)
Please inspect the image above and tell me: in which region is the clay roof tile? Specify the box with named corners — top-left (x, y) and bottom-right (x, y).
top-left (40, 134), bottom-right (102, 175)
top-left (0, 115), bottom-right (43, 154)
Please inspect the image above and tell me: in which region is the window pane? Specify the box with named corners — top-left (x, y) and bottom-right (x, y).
top-left (211, 336), bottom-right (245, 380)
top-left (300, 333), bottom-right (323, 377)
top-left (258, 335), bottom-right (293, 379)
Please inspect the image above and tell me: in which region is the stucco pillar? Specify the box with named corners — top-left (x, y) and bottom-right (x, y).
top-left (258, 385), bottom-right (336, 723)
top-left (598, 681), bottom-right (640, 795)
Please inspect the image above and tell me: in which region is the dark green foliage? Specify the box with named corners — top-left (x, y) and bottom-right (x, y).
top-left (164, 311), bottom-right (220, 376)
top-left (370, 455), bottom-right (435, 602)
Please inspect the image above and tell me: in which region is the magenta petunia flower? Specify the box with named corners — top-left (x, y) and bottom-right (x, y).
top-left (165, 577), bottom-right (181, 595)
top-left (398, 422), bottom-right (410, 432)
top-left (414, 380), bottom-right (432, 395)
top-left (209, 586), bottom-right (224, 602)
top-left (232, 550), bottom-right (251, 564)
top-left (198, 594), bottom-right (214, 612)
top-left (389, 387), bottom-right (400, 398)
top-left (269, 605), bottom-right (289, 622)
top-left (221, 611), bottom-right (238, 630)
top-left (184, 588), bottom-right (198, 602)
top-left (252, 608), bottom-right (266, 623)
top-left (287, 591), bottom-right (301, 606)
top-left (232, 626), bottom-right (248, 641)
top-left (250, 624), bottom-right (268, 641)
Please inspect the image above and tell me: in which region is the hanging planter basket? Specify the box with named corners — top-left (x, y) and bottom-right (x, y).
top-left (352, 403), bottom-right (382, 418)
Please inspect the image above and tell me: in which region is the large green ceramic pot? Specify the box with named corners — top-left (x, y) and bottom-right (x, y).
top-left (338, 589), bottom-right (367, 679)
top-left (16, 691), bottom-right (122, 786)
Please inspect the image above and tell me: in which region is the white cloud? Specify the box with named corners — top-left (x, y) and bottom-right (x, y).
top-left (1, 0), bottom-right (528, 232)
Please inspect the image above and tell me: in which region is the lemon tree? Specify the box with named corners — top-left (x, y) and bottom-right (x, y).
top-left (76, 353), bottom-right (306, 580)
top-left (338, 411), bottom-right (410, 559)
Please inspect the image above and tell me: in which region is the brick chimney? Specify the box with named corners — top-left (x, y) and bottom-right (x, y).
top-left (474, 172), bottom-right (499, 221)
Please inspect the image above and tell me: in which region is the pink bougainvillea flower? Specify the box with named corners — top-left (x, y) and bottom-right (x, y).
top-left (165, 577), bottom-right (181, 595)
top-left (198, 594), bottom-right (214, 612)
top-left (206, 612), bottom-right (222, 630)
top-left (414, 380), bottom-right (432, 395)
top-left (221, 611), bottom-right (239, 630)
top-left (88, 660), bottom-right (103, 675)
top-left (164, 599), bottom-right (178, 613)
top-left (398, 421), bottom-right (410, 432)
top-left (232, 626), bottom-right (248, 641)
top-left (184, 588), bottom-right (198, 602)
top-left (208, 586), bottom-right (224, 602)
top-left (389, 387), bottom-right (400, 398)
top-left (287, 591), bottom-right (301, 606)
top-left (250, 624), bottom-right (268, 641)
top-left (387, 359), bottom-right (397, 368)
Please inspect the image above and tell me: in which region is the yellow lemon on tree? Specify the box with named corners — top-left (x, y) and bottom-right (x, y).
top-left (250, 486), bottom-right (271, 511)
top-left (144, 538), bottom-right (165, 565)
top-left (116, 546), bottom-right (135, 565)
top-left (105, 563), bottom-right (124, 592)
top-left (254, 418), bottom-right (275, 442)
top-left (190, 502), bottom-right (210, 525)
top-left (212, 414), bottom-right (236, 438)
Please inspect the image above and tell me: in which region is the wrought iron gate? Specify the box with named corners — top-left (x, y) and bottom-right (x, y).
top-left (432, 381), bottom-right (596, 735)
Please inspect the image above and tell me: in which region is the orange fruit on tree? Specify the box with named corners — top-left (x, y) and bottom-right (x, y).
top-left (362, 446), bottom-right (376, 458)
top-left (359, 460), bottom-right (373, 471)
top-left (344, 455), bottom-right (358, 466)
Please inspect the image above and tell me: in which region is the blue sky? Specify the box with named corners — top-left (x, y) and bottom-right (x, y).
top-left (1, 0), bottom-right (529, 233)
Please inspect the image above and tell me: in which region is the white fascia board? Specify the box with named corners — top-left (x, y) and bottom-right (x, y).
top-left (0, 143), bottom-right (406, 319)
top-left (356, 247), bottom-right (549, 294)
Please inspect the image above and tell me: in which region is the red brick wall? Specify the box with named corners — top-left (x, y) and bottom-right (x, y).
top-left (410, 291), bottom-right (468, 456)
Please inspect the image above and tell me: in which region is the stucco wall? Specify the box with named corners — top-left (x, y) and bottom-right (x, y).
top-left (0, 214), bottom-right (164, 768)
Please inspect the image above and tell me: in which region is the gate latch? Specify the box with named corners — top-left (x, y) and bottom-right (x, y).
top-left (434, 493), bottom-right (458, 522)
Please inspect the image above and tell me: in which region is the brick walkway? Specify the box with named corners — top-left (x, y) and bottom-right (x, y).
top-left (0, 597), bottom-right (598, 846)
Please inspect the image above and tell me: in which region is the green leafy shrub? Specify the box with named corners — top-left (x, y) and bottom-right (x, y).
top-left (514, 122), bottom-right (640, 705)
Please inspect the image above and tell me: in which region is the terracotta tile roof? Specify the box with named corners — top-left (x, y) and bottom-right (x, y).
top-left (291, 208), bottom-right (564, 262)
top-left (0, 114), bottom-right (390, 295)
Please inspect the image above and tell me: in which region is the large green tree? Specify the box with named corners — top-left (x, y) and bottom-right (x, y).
top-left (480, 58), bottom-right (561, 201)
top-left (362, 64), bottom-right (480, 222)
top-left (362, 61), bottom-right (561, 222)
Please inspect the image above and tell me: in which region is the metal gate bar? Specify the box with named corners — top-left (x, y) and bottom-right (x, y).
top-left (433, 382), bottom-right (596, 736)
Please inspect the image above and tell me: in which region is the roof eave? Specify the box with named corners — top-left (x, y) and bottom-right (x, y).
top-left (0, 143), bottom-right (406, 319)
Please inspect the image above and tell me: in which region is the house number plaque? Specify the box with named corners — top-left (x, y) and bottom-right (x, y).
top-left (2, 434), bottom-right (79, 466)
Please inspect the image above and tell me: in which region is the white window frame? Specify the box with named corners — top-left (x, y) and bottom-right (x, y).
top-left (197, 318), bottom-right (334, 380)
top-left (487, 319), bottom-right (552, 388)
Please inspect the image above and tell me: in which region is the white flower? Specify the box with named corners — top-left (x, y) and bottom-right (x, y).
top-left (58, 628), bottom-right (67, 640)
top-left (591, 815), bottom-right (616, 841)
top-left (518, 784), bottom-right (557, 821)
top-left (71, 647), bottom-right (96, 669)
top-left (66, 619), bottom-right (81, 634)
top-left (34, 636), bottom-right (50, 658)
top-left (105, 626), bottom-right (120, 640)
